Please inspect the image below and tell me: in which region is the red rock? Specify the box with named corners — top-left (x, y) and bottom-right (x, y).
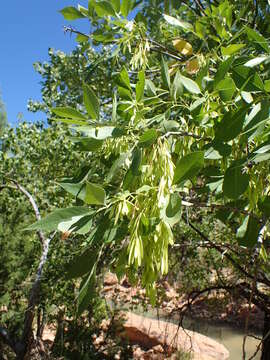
top-left (121, 312), bottom-right (229, 360)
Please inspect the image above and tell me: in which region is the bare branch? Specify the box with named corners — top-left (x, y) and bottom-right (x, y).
top-left (162, 131), bottom-right (211, 141)
top-left (3, 180), bottom-right (45, 245)
top-left (182, 216), bottom-right (264, 285)
top-left (181, 198), bottom-right (262, 222)
top-left (21, 231), bottom-right (56, 352)
top-left (194, 0), bottom-right (206, 16)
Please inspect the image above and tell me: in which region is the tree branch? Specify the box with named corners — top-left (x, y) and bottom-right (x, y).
top-left (63, 25), bottom-right (186, 63)
top-left (162, 131), bottom-right (211, 141)
top-left (21, 231), bottom-right (56, 354)
top-left (182, 216), bottom-right (269, 286)
top-left (0, 180), bottom-right (56, 358)
top-left (194, 0), bottom-right (206, 16)
top-left (3, 180), bottom-right (45, 245)
top-left (181, 198), bottom-right (262, 222)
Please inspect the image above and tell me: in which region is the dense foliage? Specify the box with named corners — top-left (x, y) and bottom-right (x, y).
top-left (2, 1), bottom-right (270, 359)
top-left (30, 0), bottom-right (270, 299)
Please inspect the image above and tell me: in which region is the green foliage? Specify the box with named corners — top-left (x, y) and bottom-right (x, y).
top-left (0, 123), bottom-right (91, 334)
top-left (0, 92), bottom-right (7, 136)
top-left (27, 0), bottom-right (270, 308)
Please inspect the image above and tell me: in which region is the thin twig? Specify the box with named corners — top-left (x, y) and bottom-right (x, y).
top-left (194, 0), bottom-right (206, 16)
top-left (181, 198), bottom-right (262, 222)
top-left (182, 216), bottom-right (265, 286)
top-left (162, 131), bottom-right (211, 141)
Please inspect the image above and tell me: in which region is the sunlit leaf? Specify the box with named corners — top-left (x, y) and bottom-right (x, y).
top-left (172, 39), bottom-right (192, 56)
top-left (60, 6), bottom-right (85, 20)
top-left (82, 84), bottom-right (100, 120)
top-left (173, 151), bottom-right (204, 184)
top-left (236, 216), bottom-right (261, 248)
top-left (216, 77), bottom-right (236, 101)
top-left (244, 56), bottom-right (268, 67)
top-left (163, 14), bottom-right (193, 31)
top-left (26, 207), bottom-right (90, 232)
top-left (221, 44), bottom-right (246, 56)
top-left (51, 107), bottom-right (86, 120)
top-left (246, 27), bottom-right (270, 53)
top-left (179, 74), bottom-right (201, 94)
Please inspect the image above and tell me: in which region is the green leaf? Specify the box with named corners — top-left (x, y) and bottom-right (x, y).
top-left (136, 70), bottom-right (145, 102)
top-left (82, 84), bottom-right (99, 120)
top-left (69, 215), bottom-right (93, 234)
top-left (221, 44), bottom-right (246, 56)
top-left (131, 148), bottom-right (142, 175)
top-left (173, 151), bottom-right (204, 184)
top-left (120, 0), bottom-right (133, 17)
top-left (111, 0), bottom-right (120, 12)
top-left (246, 27), bottom-right (270, 53)
top-left (60, 182), bottom-right (85, 199)
top-left (163, 14), bottom-right (193, 31)
top-left (216, 77), bottom-right (236, 101)
top-left (60, 182), bottom-right (105, 206)
top-left (244, 56), bottom-right (269, 67)
top-left (106, 152), bottom-right (129, 181)
top-left (215, 106), bottom-right (249, 142)
top-left (138, 129), bottom-right (157, 147)
top-left (26, 207), bottom-right (90, 232)
top-left (232, 65), bottom-right (264, 92)
top-left (51, 118), bottom-right (87, 126)
top-left (204, 141), bottom-right (231, 160)
top-left (123, 169), bottom-right (134, 190)
top-left (76, 34), bottom-right (89, 43)
top-left (118, 86), bottom-right (132, 100)
top-left (241, 91), bottom-right (253, 104)
top-left (71, 137), bottom-right (103, 151)
top-left (84, 182), bottom-right (106, 205)
top-left (145, 79), bottom-right (156, 96)
top-left (117, 67), bottom-right (131, 90)
top-left (77, 268), bottom-right (96, 315)
top-left (223, 165), bottom-right (249, 200)
top-left (94, 1), bottom-right (116, 17)
top-left (171, 71), bottom-right (183, 100)
top-left (51, 107), bottom-right (86, 120)
top-left (161, 120), bottom-right (180, 132)
top-left (76, 126), bottom-right (123, 140)
top-left (164, 193), bottom-right (182, 226)
top-left (78, 4), bottom-right (89, 16)
top-left (214, 57), bottom-right (234, 88)
top-left (265, 80), bottom-right (270, 92)
top-left (161, 57), bottom-right (170, 90)
top-left (243, 100), bottom-right (270, 138)
top-left (259, 196), bottom-right (270, 217)
top-left (179, 74), bottom-right (201, 94)
top-left (60, 6), bottom-right (85, 20)
top-left (236, 216), bottom-right (261, 248)
top-left (65, 248), bottom-right (98, 280)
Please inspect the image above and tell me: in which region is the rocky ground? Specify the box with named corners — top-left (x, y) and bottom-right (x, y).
top-left (102, 272), bottom-right (264, 333)
top-left (39, 272), bottom-right (263, 359)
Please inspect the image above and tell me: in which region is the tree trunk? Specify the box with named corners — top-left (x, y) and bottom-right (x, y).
top-left (261, 311), bottom-right (270, 360)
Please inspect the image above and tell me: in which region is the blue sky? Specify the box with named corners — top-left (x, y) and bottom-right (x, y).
top-left (0, 1), bottom-right (90, 127)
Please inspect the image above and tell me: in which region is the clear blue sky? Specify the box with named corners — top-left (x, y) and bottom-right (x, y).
top-left (0, 1), bottom-right (90, 127)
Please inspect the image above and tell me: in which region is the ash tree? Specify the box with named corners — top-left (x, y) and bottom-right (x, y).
top-left (6, 0), bottom-right (270, 358)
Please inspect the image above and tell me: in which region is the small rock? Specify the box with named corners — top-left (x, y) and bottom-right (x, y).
top-left (153, 344), bottom-right (164, 353)
top-left (104, 272), bottom-right (118, 286)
